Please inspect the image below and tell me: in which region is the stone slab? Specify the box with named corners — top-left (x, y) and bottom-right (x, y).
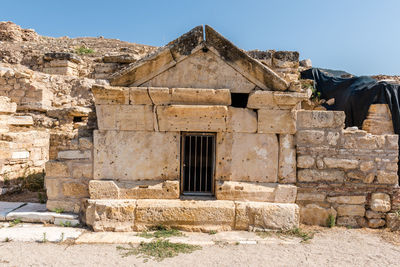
top-left (93, 130), bottom-right (179, 181)
top-left (258, 109), bottom-right (296, 134)
top-left (157, 105), bottom-right (228, 132)
top-left (216, 133), bottom-right (278, 183)
top-left (149, 87), bottom-right (231, 105)
top-left (92, 84), bottom-right (130, 105)
top-left (58, 150), bottom-right (91, 160)
top-left (7, 115), bottom-right (34, 126)
top-left (0, 202), bottom-right (25, 220)
top-left (227, 107), bottom-right (257, 133)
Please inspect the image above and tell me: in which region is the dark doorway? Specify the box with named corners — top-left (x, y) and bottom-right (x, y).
top-left (181, 132), bottom-right (215, 196)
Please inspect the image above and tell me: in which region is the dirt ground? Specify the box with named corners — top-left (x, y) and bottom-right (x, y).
top-left (0, 227), bottom-right (399, 267)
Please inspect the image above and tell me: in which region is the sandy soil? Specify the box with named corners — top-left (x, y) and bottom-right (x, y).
top-left (0, 227), bottom-right (399, 267)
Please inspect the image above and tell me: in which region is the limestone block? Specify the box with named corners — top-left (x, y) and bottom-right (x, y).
top-left (116, 105), bottom-right (154, 131)
top-left (120, 180), bottom-right (180, 199)
top-left (327, 195), bottom-right (366, 205)
top-left (89, 180), bottom-right (120, 199)
top-left (96, 104), bottom-right (154, 131)
top-left (368, 218), bottom-right (385, 228)
top-left (157, 105), bottom-right (228, 132)
top-left (300, 204), bottom-right (337, 226)
top-left (149, 87), bottom-right (231, 105)
top-left (93, 130), bottom-right (179, 181)
top-left (323, 158), bottom-right (359, 170)
top-left (370, 193), bottom-right (391, 212)
top-left (11, 151), bottom-right (29, 159)
top-left (362, 104), bottom-right (394, 135)
top-left (278, 134), bottom-right (296, 183)
top-left (296, 192), bottom-right (326, 202)
top-left (71, 162), bottom-right (92, 179)
top-left (386, 213), bottom-right (400, 231)
top-left (376, 170), bottom-right (398, 185)
top-left (296, 110), bottom-right (345, 129)
top-left (247, 91), bottom-right (275, 109)
top-left (129, 87), bottom-right (153, 105)
top-left (337, 205), bottom-right (365, 217)
top-left (227, 107), bottom-right (257, 133)
top-left (79, 137), bottom-right (93, 150)
top-left (273, 91), bottom-right (310, 107)
top-left (366, 210), bottom-right (385, 219)
top-left (297, 155), bottom-right (315, 168)
top-left (58, 150), bottom-right (91, 160)
top-left (92, 84), bottom-right (130, 105)
top-left (296, 130), bottom-right (325, 145)
top-left (135, 199), bottom-right (235, 232)
top-left (45, 178), bottom-right (63, 199)
top-left (45, 161), bottom-right (69, 178)
top-left (47, 199), bottom-right (81, 214)
top-left (215, 181), bottom-right (296, 203)
top-left (297, 169), bottom-right (345, 183)
top-left (326, 131), bottom-right (341, 146)
top-left (385, 135), bottom-right (398, 150)
top-left (342, 131), bottom-right (381, 150)
top-left (216, 133), bottom-right (278, 183)
top-left (235, 202), bottom-right (299, 230)
top-left (7, 115), bottom-right (33, 126)
top-left (62, 182), bottom-right (89, 198)
top-left (0, 96), bottom-right (17, 114)
top-left (85, 199), bottom-right (136, 232)
top-left (258, 109), bottom-right (296, 134)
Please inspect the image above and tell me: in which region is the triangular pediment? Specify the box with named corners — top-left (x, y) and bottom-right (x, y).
top-left (110, 25), bottom-right (289, 91)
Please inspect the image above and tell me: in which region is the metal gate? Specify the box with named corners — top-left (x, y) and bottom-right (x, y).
top-left (181, 132), bottom-right (215, 196)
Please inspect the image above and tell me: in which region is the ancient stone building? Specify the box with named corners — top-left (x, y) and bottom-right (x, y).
top-left (1, 22), bottom-right (399, 231)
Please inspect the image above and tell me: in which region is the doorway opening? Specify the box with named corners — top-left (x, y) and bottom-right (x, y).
top-left (181, 132), bottom-right (215, 196)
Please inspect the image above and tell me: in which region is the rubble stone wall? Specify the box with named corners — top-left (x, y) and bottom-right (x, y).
top-left (296, 110), bottom-right (399, 228)
top-left (0, 96), bottom-right (49, 183)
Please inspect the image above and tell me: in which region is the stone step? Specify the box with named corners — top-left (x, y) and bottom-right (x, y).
top-left (84, 199), bottom-right (299, 232)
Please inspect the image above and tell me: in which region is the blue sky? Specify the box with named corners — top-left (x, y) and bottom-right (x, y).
top-left (1, 0), bottom-right (399, 76)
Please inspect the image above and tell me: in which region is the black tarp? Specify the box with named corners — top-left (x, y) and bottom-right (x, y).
top-left (301, 68), bottom-right (400, 179)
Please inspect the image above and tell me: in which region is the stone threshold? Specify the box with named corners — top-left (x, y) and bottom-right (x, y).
top-left (0, 201), bottom-right (79, 226)
top-left (85, 199), bottom-right (300, 232)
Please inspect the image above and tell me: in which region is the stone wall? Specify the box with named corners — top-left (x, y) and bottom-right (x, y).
top-left (0, 96), bottom-right (49, 184)
top-left (296, 110), bottom-right (399, 228)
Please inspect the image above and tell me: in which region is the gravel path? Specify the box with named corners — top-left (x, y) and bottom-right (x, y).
top-left (0, 227), bottom-right (399, 266)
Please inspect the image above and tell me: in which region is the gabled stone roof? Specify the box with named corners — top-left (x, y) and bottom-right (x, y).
top-left (110, 25), bottom-right (289, 91)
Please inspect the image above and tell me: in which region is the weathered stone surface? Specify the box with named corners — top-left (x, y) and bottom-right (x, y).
top-left (96, 104), bottom-right (154, 131)
top-left (258, 109), bottom-right (296, 134)
top-left (92, 84), bottom-right (130, 105)
top-left (296, 192), bottom-right (326, 202)
top-left (89, 180), bottom-right (179, 200)
top-left (336, 216), bottom-right (360, 228)
top-left (227, 107), bottom-right (257, 133)
top-left (360, 161), bottom-right (375, 172)
top-left (45, 161), bottom-right (69, 177)
top-left (62, 182), bottom-right (88, 198)
top-left (0, 96), bottom-right (17, 114)
top-left (368, 218), bottom-right (385, 228)
top-left (278, 134), bottom-right (296, 183)
top-left (135, 199), bottom-right (235, 232)
top-left (365, 210), bottom-right (385, 219)
top-left (94, 130), bottom-right (179, 181)
top-left (129, 87), bottom-right (153, 105)
top-left (85, 199), bottom-right (137, 232)
top-left (149, 87), bottom-right (231, 105)
top-left (235, 202), bottom-right (299, 230)
top-left (376, 170), bottom-right (398, 185)
top-left (216, 133), bottom-right (278, 183)
top-left (71, 162), bottom-right (92, 179)
top-left (215, 181), bottom-right (296, 203)
top-left (47, 200), bottom-right (81, 213)
top-left (300, 204), bottom-right (337, 226)
top-left (297, 155), bottom-right (315, 168)
top-left (327, 195), bottom-right (366, 205)
top-left (296, 130), bottom-right (325, 145)
top-left (337, 205), bottom-right (365, 217)
top-left (246, 90), bottom-right (308, 109)
top-left (7, 115), bottom-right (33, 126)
top-left (323, 158), bottom-right (359, 170)
top-left (142, 49), bottom-right (256, 93)
top-left (297, 110), bottom-right (345, 129)
top-left (297, 169), bottom-right (345, 182)
top-left (386, 213), bottom-right (400, 231)
top-left (246, 91), bottom-right (275, 109)
top-left (370, 193), bottom-right (391, 212)
top-left (362, 104), bottom-right (394, 135)
top-left (58, 150), bottom-right (91, 160)
top-left (157, 105), bottom-right (228, 132)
